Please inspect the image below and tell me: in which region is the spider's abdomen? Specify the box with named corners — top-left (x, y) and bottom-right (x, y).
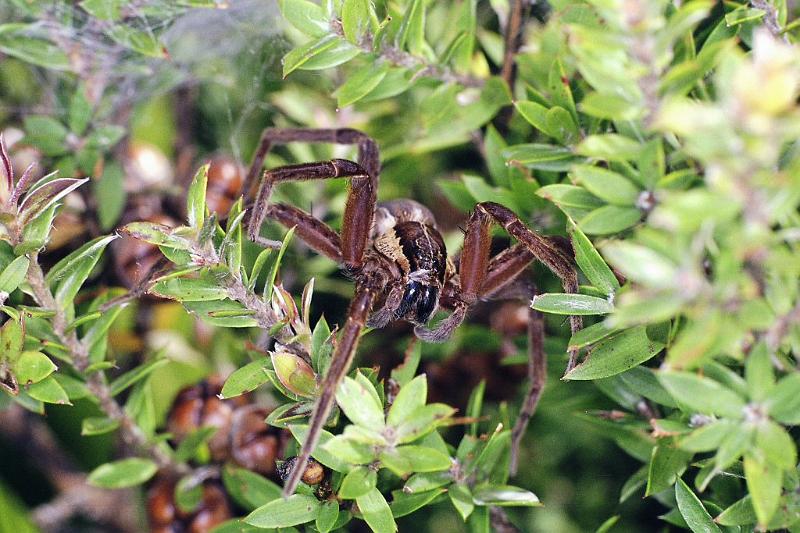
top-left (394, 221), bottom-right (447, 283)
top-left (392, 221), bottom-right (447, 324)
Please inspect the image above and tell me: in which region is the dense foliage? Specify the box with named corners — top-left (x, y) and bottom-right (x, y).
top-left (1, 0), bottom-right (800, 532)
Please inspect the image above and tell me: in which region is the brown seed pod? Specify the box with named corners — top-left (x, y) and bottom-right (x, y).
top-left (205, 155), bottom-right (244, 217)
top-left (229, 405), bottom-right (289, 477)
top-left (166, 377), bottom-right (250, 462)
top-left (278, 456), bottom-right (326, 486)
top-left (147, 476), bottom-right (232, 533)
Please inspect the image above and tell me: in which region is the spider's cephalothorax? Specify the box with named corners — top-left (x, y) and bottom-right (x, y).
top-left (243, 127), bottom-right (583, 497)
top-left (370, 199), bottom-right (448, 325)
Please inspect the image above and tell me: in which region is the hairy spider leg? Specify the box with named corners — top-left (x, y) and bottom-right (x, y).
top-left (246, 159), bottom-right (375, 271)
top-left (243, 127), bottom-right (380, 200)
top-left (418, 202), bottom-right (582, 366)
top-left (282, 285), bottom-right (377, 497)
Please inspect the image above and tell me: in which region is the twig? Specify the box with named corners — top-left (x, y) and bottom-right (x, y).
top-left (751, 0), bottom-right (790, 43)
top-left (765, 300), bottom-right (800, 353)
top-left (25, 253), bottom-right (184, 473)
top-left (2, 405), bottom-right (139, 531)
top-left (500, 0), bottom-right (529, 91)
top-left (330, 20), bottom-right (485, 89)
top-left (489, 506), bottom-right (522, 533)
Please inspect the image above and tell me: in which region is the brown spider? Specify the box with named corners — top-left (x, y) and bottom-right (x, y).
top-left (243, 128), bottom-right (582, 496)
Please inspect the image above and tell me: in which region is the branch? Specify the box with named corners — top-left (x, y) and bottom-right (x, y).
top-left (25, 253), bottom-right (185, 473)
top-left (751, 0), bottom-right (790, 43)
top-left (330, 20), bottom-right (485, 89)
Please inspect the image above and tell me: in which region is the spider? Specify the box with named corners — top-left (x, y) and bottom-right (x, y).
top-left (243, 128), bottom-right (583, 496)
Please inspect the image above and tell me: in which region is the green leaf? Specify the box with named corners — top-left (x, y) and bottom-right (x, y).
top-left (504, 144), bottom-right (581, 172)
top-left (577, 134), bottom-right (641, 161)
top-left (187, 164), bottom-right (209, 230)
top-left (646, 444), bottom-right (691, 496)
top-left (26, 375), bottom-right (70, 405)
top-left (339, 465), bottom-right (377, 499)
top-left (548, 59), bottom-right (578, 124)
top-left (87, 458), bottom-right (158, 488)
top-left (174, 426), bottom-right (218, 462)
top-left (337, 374), bottom-right (385, 429)
top-left (23, 116), bottom-right (69, 156)
top-left (0, 256), bottom-right (29, 294)
top-left (764, 373), bottom-right (800, 424)
top-left (537, 184), bottom-right (604, 210)
top-left (580, 92), bottom-right (640, 120)
top-left (601, 242), bottom-right (677, 289)
top-left (449, 484), bottom-right (474, 521)
top-left (47, 235), bottom-right (116, 310)
top-left (316, 500), bottom-right (339, 533)
top-left (94, 162), bottom-right (126, 231)
top-left (571, 165), bottom-right (640, 206)
top-left (279, 0), bottom-right (329, 37)
top-left (569, 220), bottom-right (619, 295)
top-left (531, 293), bottom-right (613, 315)
top-left (744, 454), bottom-right (782, 527)
top-left (390, 341), bottom-right (421, 387)
top-left (579, 205), bottom-right (641, 235)
top-left (150, 275), bottom-right (228, 302)
top-left (80, 416), bottom-right (120, 436)
top-left (19, 176), bottom-right (89, 225)
top-left (0, 318), bottom-right (24, 366)
top-left (85, 125), bottom-right (126, 150)
top-left (342, 0), bottom-right (376, 43)
top-left (13, 351), bottom-right (56, 385)
top-left (396, 0), bottom-right (425, 55)
top-left (109, 357), bottom-right (168, 396)
top-left (387, 374), bottom-right (427, 426)
top-left (105, 25), bottom-right (165, 57)
top-left (322, 434), bottom-right (375, 465)
top-left (361, 67), bottom-right (414, 102)
top-left (568, 322), bottom-right (620, 350)
top-left (394, 403), bottom-right (455, 444)
top-left (222, 465), bottom-right (281, 511)
top-left (466, 379), bottom-right (485, 437)
top-left (674, 478), bottom-right (722, 533)
top-left (678, 421), bottom-right (732, 452)
top-left (715, 495), bottom-right (757, 526)
top-left (755, 421), bottom-right (797, 471)
top-left (283, 35), bottom-right (359, 77)
top-left (356, 487), bottom-right (397, 533)
top-left (390, 488), bottom-right (447, 518)
top-left (220, 359), bottom-right (270, 399)
top-left (290, 425), bottom-right (351, 472)
top-left (658, 371), bottom-right (746, 417)
top-left (0, 23), bottom-right (69, 69)
top-left (472, 485), bottom-right (541, 507)
top-left (120, 222), bottom-right (192, 250)
top-left (565, 327), bottom-right (664, 380)
top-left (244, 494), bottom-right (321, 528)
top-left (385, 445), bottom-right (452, 473)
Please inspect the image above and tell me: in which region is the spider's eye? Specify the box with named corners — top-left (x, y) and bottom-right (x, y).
top-left (415, 286), bottom-right (439, 323)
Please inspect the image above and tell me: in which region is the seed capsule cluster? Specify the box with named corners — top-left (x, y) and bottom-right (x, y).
top-left (147, 377), bottom-right (292, 532)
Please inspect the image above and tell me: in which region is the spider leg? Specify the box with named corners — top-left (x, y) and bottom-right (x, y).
top-left (265, 203), bottom-right (342, 262)
top-left (460, 202), bottom-right (583, 369)
top-left (247, 159), bottom-right (375, 271)
top-left (366, 283), bottom-right (405, 328)
top-left (243, 127), bottom-right (380, 199)
top-left (282, 285), bottom-right (377, 497)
